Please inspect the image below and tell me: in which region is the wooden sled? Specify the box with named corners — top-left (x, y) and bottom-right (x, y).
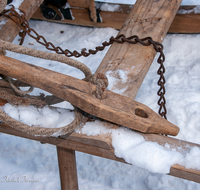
top-left (1, 1), bottom-right (200, 190)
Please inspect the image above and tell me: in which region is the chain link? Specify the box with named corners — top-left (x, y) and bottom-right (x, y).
top-left (1, 5), bottom-right (167, 119)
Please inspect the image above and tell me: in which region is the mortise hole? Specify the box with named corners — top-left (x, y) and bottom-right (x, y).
top-left (135, 108), bottom-right (148, 118)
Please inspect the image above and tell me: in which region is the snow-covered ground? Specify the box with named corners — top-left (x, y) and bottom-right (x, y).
top-left (1, 0), bottom-right (200, 189)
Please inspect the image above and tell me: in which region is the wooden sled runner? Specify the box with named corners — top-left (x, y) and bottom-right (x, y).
top-left (1, 0), bottom-right (200, 190)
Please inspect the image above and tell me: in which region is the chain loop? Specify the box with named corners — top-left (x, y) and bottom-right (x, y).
top-left (1, 5), bottom-right (167, 119)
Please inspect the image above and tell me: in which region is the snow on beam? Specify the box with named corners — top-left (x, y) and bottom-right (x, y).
top-left (1, 122), bottom-right (200, 183)
top-left (92, 0), bottom-right (200, 183)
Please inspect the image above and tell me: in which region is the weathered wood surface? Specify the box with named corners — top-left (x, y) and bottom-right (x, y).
top-left (169, 12), bottom-right (200, 33)
top-left (32, 4), bottom-right (200, 33)
top-left (96, 0), bottom-right (182, 98)
top-left (57, 147), bottom-right (79, 190)
top-left (0, 55), bottom-right (179, 136)
top-left (0, 0), bottom-right (44, 42)
top-left (1, 122), bottom-right (200, 183)
top-left (67, 0), bottom-right (90, 8)
top-left (1, 0), bottom-right (200, 184)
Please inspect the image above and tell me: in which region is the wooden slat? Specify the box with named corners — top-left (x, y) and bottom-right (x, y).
top-left (168, 13), bottom-right (200, 33)
top-left (57, 147), bottom-right (79, 190)
top-left (1, 122), bottom-right (200, 183)
top-left (67, 0), bottom-right (90, 8)
top-left (96, 0), bottom-right (181, 99)
top-left (0, 55), bottom-right (179, 136)
top-left (32, 4), bottom-right (200, 33)
top-left (0, 0), bottom-right (44, 42)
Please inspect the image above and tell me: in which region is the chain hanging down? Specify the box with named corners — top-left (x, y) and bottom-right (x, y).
top-left (1, 5), bottom-right (167, 119)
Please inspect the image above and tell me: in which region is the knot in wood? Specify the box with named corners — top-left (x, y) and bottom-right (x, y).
top-left (87, 73), bottom-right (108, 100)
top-left (0, 47), bottom-right (6, 55)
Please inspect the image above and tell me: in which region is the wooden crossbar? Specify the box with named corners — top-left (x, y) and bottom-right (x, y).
top-left (32, 3), bottom-right (200, 34)
top-left (1, 122), bottom-right (200, 183)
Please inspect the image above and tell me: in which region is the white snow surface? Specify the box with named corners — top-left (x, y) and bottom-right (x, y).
top-left (1, 104), bottom-right (75, 130)
top-left (100, 3), bottom-right (120, 12)
top-left (5, 0), bottom-right (24, 9)
top-left (178, 5), bottom-right (200, 14)
top-left (1, 0), bottom-right (200, 189)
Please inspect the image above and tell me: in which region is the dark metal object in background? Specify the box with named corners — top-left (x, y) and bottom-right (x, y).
top-left (44, 0), bottom-right (67, 9)
top-left (7, 0), bottom-right (13, 5)
top-left (1, 5), bottom-right (167, 119)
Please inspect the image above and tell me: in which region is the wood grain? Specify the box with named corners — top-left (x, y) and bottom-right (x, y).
top-left (32, 4), bottom-right (200, 34)
top-left (0, 0), bottom-right (44, 42)
top-left (67, 0), bottom-right (90, 8)
top-left (0, 54), bottom-right (179, 136)
top-left (96, 0), bottom-right (182, 99)
top-left (57, 147), bottom-right (79, 190)
top-left (1, 122), bottom-right (200, 183)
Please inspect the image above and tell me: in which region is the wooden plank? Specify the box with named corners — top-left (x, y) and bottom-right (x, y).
top-left (168, 13), bottom-right (200, 33)
top-left (57, 147), bottom-right (79, 190)
top-left (0, 54), bottom-right (179, 136)
top-left (1, 123), bottom-right (200, 183)
top-left (67, 0), bottom-right (90, 8)
top-left (170, 165), bottom-right (200, 183)
top-left (32, 5), bottom-right (200, 33)
top-left (0, 0), bottom-right (44, 42)
top-left (96, 0), bottom-right (182, 98)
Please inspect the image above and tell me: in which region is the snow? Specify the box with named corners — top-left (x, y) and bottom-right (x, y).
top-left (1, 0), bottom-right (200, 189)
top-left (78, 121), bottom-right (200, 174)
top-left (1, 104), bottom-right (75, 129)
top-left (100, 3), bottom-right (120, 12)
top-left (105, 70), bottom-right (128, 94)
top-left (178, 5), bottom-right (200, 14)
top-left (5, 0), bottom-right (24, 10)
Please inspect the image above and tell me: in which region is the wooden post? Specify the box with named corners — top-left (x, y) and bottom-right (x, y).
top-left (57, 147), bottom-right (79, 190)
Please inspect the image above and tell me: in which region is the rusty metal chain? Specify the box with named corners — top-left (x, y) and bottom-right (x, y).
top-left (1, 5), bottom-right (167, 119)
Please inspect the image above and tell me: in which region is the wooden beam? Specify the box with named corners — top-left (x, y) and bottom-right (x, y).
top-left (168, 12), bottom-right (200, 33)
top-left (32, 5), bottom-right (200, 34)
top-left (67, 0), bottom-right (90, 8)
top-left (0, 54), bottom-right (179, 136)
top-left (1, 122), bottom-right (200, 183)
top-left (96, 0), bottom-right (182, 99)
top-left (0, 0), bottom-right (44, 42)
top-left (57, 147), bottom-right (79, 190)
